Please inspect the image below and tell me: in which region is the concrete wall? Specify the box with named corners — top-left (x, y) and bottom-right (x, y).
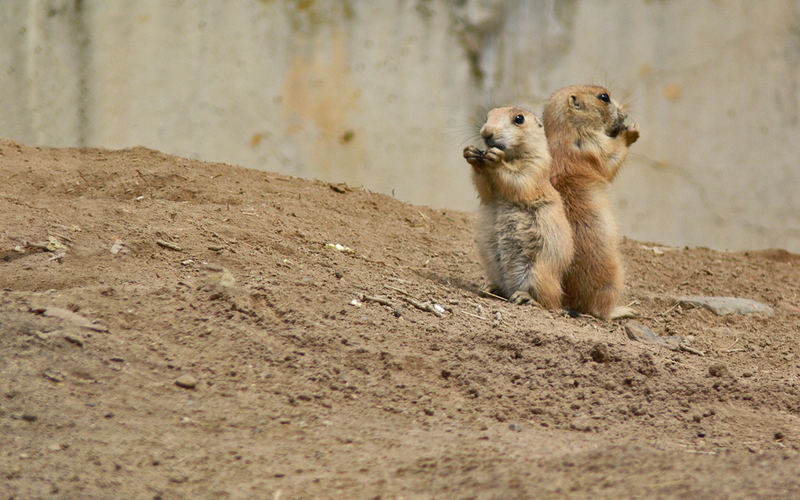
top-left (1, 0), bottom-right (799, 252)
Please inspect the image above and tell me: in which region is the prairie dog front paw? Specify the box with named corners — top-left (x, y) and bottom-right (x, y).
top-left (484, 147), bottom-right (505, 164)
top-left (624, 122), bottom-right (640, 146)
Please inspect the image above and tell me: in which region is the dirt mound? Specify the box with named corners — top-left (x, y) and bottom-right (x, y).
top-left (1, 139), bottom-right (798, 498)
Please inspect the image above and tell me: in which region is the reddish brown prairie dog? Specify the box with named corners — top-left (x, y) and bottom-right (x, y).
top-left (463, 106), bottom-right (573, 309)
top-left (543, 85), bottom-right (639, 319)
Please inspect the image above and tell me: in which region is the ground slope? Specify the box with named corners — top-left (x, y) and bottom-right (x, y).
top-left (1, 139), bottom-right (798, 499)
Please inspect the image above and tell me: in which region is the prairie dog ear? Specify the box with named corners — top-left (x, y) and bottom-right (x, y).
top-left (570, 94), bottom-right (582, 110)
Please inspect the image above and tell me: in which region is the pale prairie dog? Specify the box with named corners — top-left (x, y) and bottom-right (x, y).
top-left (543, 85), bottom-right (640, 319)
top-left (463, 106), bottom-right (574, 309)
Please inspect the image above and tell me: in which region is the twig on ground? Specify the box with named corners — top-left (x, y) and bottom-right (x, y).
top-left (362, 295), bottom-right (394, 307)
top-left (679, 344), bottom-right (705, 356)
top-left (402, 296), bottom-right (443, 318)
top-left (385, 284), bottom-right (415, 298)
top-left (157, 239), bottom-right (183, 251)
top-left (362, 295), bottom-right (402, 317)
top-left (462, 310), bottom-right (489, 321)
top-left (659, 302), bottom-right (680, 316)
top-left (481, 290), bottom-right (508, 302)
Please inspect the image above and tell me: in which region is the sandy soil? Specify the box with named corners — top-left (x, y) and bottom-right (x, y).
top-left (1, 139), bottom-right (798, 499)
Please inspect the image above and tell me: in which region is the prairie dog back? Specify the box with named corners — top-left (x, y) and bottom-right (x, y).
top-left (543, 85), bottom-right (639, 319)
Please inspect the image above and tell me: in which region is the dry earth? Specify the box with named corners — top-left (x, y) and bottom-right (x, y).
top-left (1, 139), bottom-right (799, 499)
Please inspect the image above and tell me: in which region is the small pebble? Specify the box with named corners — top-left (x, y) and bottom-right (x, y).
top-left (509, 423), bottom-right (523, 432)
top-left (175, 374), bottom-right (198, 389)
top-left (589, 343), bottom-right (611, 363)
top-left (708, 364), bottom-right (730, 378)
top-left (678, 296), bottom-right (774, 316)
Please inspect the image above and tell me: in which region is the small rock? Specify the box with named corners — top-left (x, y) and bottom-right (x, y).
top-left (175, 374), bottom-right (198, 389)
top-left (21, 414), bottom-right (38, 422)
top-left (708, 364), bottom-right (730, 378)
top-left (774, 431), bottom-right (785, 440)
top-left (508, 423), bottom-right (523, 432)
top-left (109, 239), bottom-right (126, 255)
top-left (41, 306), bottom-right (108, 332)
top-left (63, 334), bottom-right (85, 348)
top-left (326, 243), bottom-right (355, 253)
top-left (203, 267), bottom-right (235, 290)
top-left (625, 322), bottom-right (682, 350)
top-left (678, 296), bottom-right (774, 316)
top-left (569, 418), bottom-right (593, 432)
top-left (42, 369), bottom-right (64, 383)
top-left (589, 343), bottom-right (611, 363)
top-left (423, 408), bottom-right (434, 416)
top-left (47, 443), bottom-right (62, 452)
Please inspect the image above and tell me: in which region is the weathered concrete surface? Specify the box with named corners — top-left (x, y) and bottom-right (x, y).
top-left (1, 0), bottom-right (799, 251)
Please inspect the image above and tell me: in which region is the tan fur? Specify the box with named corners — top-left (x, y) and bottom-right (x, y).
top-left (463, 107), bottom-right (574, 309)
top-left (543, 85), bottom-right (639, 319)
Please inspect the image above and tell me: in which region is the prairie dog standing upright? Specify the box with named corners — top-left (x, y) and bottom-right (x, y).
top-left (543, 85), bottom-right (639, 319)
top-left (463, 107), bottom-right (573, 309)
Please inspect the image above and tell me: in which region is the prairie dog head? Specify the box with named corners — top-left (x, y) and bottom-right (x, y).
top-left (543, 85), bottom-right (630, 140)
top-left (480, 107), bottom-right (550, 163)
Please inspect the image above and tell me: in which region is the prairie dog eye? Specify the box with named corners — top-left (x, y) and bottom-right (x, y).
top-left (598, 93), bottom-right (610, 103)
top-left (513, 114), bottom-right (525, 125)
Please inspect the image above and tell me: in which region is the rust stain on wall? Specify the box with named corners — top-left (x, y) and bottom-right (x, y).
top-left (281, 25), bottom-right (365, 178)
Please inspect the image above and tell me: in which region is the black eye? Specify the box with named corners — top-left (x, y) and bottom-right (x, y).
top-left (598, 93), bottom-right (610, 103)
top-left (513, 114), bottom-right (525, 125)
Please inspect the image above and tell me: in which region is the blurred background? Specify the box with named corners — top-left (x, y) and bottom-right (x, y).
top-left (1, 0), bottom-right (798, 252)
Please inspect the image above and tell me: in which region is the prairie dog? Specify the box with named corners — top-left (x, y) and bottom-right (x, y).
top-left (463, 107), bottom-right (574, 309)
top-left (543, 85), bottom-right (639, 319)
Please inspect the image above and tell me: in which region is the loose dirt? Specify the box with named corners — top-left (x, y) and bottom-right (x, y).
top-left (1, 139), bottom-right (798, 498)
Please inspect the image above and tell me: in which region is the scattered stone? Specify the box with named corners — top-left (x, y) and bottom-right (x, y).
top-left (589, 343), bottom-right (611, 363)
top-left (63, 333), bottom-right (85, 348)
top-left (42, 369), bottom-right (64, 383)
top-left (697, 430), bottom-right (706, 438)
top-left (708, 363), bottom-right (730, 378)
top-left (569, 418), bottom-right (594, 432)
top-left (156, 239), bottom-right (182, 251)
top-left (326, 243), bottom-right (355, 254)
top-left (423, 408), bottom-right (434, 416)
top-left (47, 443), bottom-right (62, 451)
top-left (678, 296), bottom-right (774, 316)
top-left (175, 374), bottom-right (198, 389)
top-left (21, 414), bottom-right (38, 422)
top-left (625, 322), bottom-right (682, 350)
top-left (203, 267), bottom-right (236, 292)
top-left (508, 423), bottom-right (523, 432)
top-left (109, 238), bottom-right (126, 255)
top-left (41, 306), bottom-right (108, 332)
top-left (774, 431), bottom-right (785, 440)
